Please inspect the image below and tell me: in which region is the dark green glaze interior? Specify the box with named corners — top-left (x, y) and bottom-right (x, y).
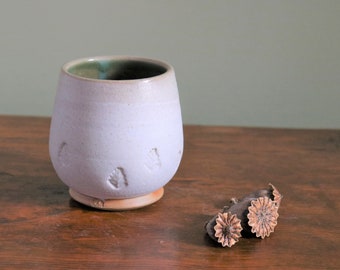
top-left (67, 59), bottom-right (167, 80)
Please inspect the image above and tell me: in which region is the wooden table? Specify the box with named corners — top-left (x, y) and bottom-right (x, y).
top-left (0, 115), bottom-right (339, 269)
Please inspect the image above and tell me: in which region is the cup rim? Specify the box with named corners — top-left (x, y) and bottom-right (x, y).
top-left (61, 55), bottom-right (174, 83)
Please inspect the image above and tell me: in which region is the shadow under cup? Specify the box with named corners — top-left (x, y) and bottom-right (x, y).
top-left (67, 58), bottom-right (168, 81)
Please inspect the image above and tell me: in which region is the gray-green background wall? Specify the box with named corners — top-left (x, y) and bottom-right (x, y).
top-left (1, 0), bottom-right (339, 128)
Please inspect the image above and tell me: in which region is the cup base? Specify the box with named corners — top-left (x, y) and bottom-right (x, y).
top-left (69, 188), bottom-right (164, 211)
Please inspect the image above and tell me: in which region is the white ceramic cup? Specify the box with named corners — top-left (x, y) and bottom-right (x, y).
top-left (49, 56), bottom-right (183, 210)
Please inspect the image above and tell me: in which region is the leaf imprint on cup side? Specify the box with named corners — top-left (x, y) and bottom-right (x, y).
top-left (145, 148), bottom-right (162, 171)
top-left (58, 142), bottom-right (69, 167)
top-left (107, 167), bottom-right (128, 189)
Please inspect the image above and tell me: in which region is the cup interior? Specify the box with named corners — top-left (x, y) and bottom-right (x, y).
top-left (66, 58), bottom-right (168, 80)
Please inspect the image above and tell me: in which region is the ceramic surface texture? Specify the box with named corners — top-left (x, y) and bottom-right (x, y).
top-left (49, 56), bottom-right (183, 200)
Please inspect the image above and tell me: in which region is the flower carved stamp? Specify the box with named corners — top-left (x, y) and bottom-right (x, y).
top-left (214, 212), bottom-right (243, 247)
top-left (205, 183), bottom-right (283, 247)
top-left (247, 196), bottom-right (279, 239)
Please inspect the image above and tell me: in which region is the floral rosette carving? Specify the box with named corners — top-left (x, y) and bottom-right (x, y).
top-left (247, 196), bottom-right (279, 239)
top-left (214, 212), bottom-right (242, 247)
top-left (205, 183), bottom-right (283, 247)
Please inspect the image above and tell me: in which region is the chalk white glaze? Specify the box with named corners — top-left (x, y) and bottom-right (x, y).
top-left (49, 56), bottom-right (183, 202)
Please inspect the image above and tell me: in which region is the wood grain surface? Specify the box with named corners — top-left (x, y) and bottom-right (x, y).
top-left (0, 115), bottom-right (339, 269)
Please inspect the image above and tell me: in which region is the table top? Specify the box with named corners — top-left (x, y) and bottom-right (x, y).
top-left (0, 115), bottom-right (339, 269)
